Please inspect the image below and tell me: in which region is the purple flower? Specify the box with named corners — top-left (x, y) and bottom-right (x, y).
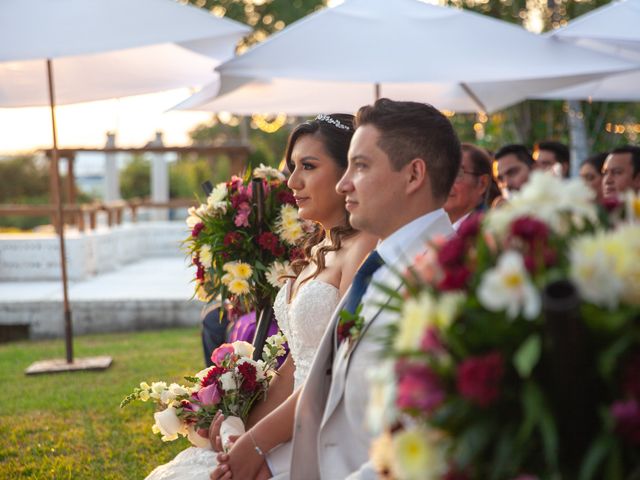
top-left (196, 383), bottom-right (221, 406)
top-left (611, 399), bottom-right (640, 446)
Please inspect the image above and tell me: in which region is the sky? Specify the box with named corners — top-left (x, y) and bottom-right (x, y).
top-left (0, 88), bottom-right (212, 155)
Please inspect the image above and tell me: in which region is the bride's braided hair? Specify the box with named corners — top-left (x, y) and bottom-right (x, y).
top-left (284, 113), bottom-right (357, 283)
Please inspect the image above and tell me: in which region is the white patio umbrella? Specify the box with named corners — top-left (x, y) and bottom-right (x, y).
top-left (176, 0), bottom-right (634, 115)
top-left (538, 0), bottom-right (640, 101)
top-left (0, 0), bottom-right (249, 370)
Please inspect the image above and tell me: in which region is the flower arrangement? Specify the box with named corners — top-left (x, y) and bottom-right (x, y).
top-left (367, 173), bottom-right (640, 480)
top-left (121, 333), bottom-right (287, 449)
top-left (185, 164), bottom-right (308, 312)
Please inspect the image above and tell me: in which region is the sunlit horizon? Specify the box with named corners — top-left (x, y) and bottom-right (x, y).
top-left (0, 88), bottom-right (213, 155)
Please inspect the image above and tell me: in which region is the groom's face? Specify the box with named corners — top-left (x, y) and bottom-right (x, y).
top-left (337, 124), bottom-right (406, 239)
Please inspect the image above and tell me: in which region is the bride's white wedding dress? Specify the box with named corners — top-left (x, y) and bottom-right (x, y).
top-left (144, 279), bottom-right (340, 480)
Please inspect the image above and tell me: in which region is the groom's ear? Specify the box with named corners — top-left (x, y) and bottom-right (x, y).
top-left (405, 157), bottom-right (428, 195)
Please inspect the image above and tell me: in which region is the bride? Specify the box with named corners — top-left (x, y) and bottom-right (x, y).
top-left (144, 113), bottom-right (376, 480)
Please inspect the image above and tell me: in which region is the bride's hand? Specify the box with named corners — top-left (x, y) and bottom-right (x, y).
top-left (210, 433), bottom-right (266, 480)
top-left (207, 411), bottom-right (226, 452)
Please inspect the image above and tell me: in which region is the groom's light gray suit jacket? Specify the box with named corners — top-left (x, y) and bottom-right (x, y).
top-left (290, 209), bottom-right (455, 480)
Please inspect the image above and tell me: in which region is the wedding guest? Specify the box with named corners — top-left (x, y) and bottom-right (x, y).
top-left (444, 143), bottom-right (493, 229)
top-left (494, 144), bottom-right (534, 200)
top-left (579, 152), bottom-right (608, 203)
top-left (212, 99), bottom-right (460, 479)
top-left (145, 114), bottom-right (376, 480)
top-left (533, 140), bottom-right (570, 177)
top-left (602, 145), bottom-right (640, 199)
top-left (200, 303), bottom-right (229, 367)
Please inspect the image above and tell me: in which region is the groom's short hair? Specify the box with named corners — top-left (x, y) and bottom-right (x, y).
top-left (354, 98), bottom-right (461, 202)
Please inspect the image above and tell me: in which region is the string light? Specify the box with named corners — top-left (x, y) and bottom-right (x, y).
top-left (251, 113), bottom-right (287, 133)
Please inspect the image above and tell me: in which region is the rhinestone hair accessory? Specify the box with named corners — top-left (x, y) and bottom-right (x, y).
top-left (315, 114), bottom-right (352, 131)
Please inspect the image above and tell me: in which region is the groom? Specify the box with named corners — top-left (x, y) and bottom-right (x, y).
top-left (210, 99), bottom-right (460, 480)
top-left (290, 99), bottom-right (461, 478)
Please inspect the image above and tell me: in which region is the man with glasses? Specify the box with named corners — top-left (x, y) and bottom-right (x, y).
top-left (444, 143), bottom-right (494, 230)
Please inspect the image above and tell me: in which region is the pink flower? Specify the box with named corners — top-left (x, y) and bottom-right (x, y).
top-left (456, 352), bottom-right (504, 407)
top-left (227, 176), bottom-right (243, 193)
top-left (412, 248), bottom-right (442, 286)
top-left (234, 203), bottom-right (251, 227)
top-left (611, 399), bottom-right (640, 446)
top-left (211, 344), bottom-right (235, 367)
top-left (395, 362), bottom-right (445, 413)
top-left (277, 190), bottom-right (296, 205)
top-left (197, 383), bottom-right (221, 406)
top-left (420, 327), bottom-right (446, 354)
top-left (438, 265), bottom-right (470, 291)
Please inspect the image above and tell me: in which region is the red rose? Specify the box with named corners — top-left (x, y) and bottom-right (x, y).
top-left (191, 222), bottom-right (205, 238)
top-left (238, 361), bottom-right (259, 392)
top-left (277, 190), bottom-right (296, 206)
top-left (611, 399), bottom-right (640, 446)
top-left (289, 248), bottom-right (304, 261)
top-left (201, 365), bottom-right (226, 388)
top-left (456, 351), bottom-right (504, 407)
top-left (258, 231), bottom-right (279, 251)
top-left (602, 197), bottom-right (622, 212)
top-left (437, 236), bottom-right (466, 268)
top-left (438, 265), bottom-right (470, 291)
top-left (457, 213), bottom-right (482, 240)
top-left (510, 216), bottom-right (548, 243)
top-left (623, 352), bottom-right (640, 400)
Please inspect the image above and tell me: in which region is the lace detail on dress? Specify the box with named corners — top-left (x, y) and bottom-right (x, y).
top-left (273, 280), bottom-right (340, 389)
top-left (145, 447), bottom-right (217, 480)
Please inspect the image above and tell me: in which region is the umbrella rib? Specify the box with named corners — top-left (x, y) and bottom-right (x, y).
top-left (460, 82), bottom-right (488, 114)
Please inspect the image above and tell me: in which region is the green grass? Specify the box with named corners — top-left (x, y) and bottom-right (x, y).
top-left (0, 328), bottom-right (207, 479)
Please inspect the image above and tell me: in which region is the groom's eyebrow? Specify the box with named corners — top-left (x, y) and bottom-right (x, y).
top-left (349, 154), bottom-right (370, 162)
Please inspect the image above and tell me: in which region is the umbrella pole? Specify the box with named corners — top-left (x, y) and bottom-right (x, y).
top-left (46, 58), bottom-right (74, 364)
top-left (374, 82), bottom-right (381, 101)
top-left (459, 82), bottom-right (488, 115)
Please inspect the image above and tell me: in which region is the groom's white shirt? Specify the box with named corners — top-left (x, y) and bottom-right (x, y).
top-left (290, 208), bottom-right (454, 480)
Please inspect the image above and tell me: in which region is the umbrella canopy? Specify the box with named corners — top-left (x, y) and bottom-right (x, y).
top-left (0, 0), bottom-right (249, 365)
top-left (0, 0), bottom-right (250, 106)
top-left (177, 0), bottom-right (634, 114)
top-left (538, 0), bottom-right (640, 101)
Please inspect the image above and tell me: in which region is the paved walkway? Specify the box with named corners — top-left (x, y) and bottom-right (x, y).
top-left (0, 257), bottom-right (197, 302)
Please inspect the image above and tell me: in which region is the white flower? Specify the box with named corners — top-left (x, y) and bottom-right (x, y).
top-left (195, 283), bottom-right (212, 302)
top-left (477, 250), bottom-right (540, 319)
top-left (169, 383), bottom-right (189, 397)
top-left (485, 172), bottom-right (597, 237)
top-left (265, 332), bottom-right (287, 357)
top-left (207, 182), bottom-right (228, 205)
top-left (366, 361), bottom-right (397, 435)
top-left (276, 204), bottom-right (306, 245)
top-left (150, 381), bottom-right (168, 400)
top-left (253, 163), bottom-right (286, 181)
top-left (160, 389), bottom-right (176, 405)
top-left (199, 245), bottom-right (213, 268)
top-left (570, 226), bottom-right (640, 308)
top-left (219, 371), bottom-right (238, 392)
top-left (394, 292), bottom-right (436, 352)
top-left (390, 427), bottom-right (448, 480)
top-left (139, 382), bottom-right (150, 390)
top-left (186, 206), bottom-right (202, 229)
top-left (186, 425), bottom-right (212, 449)
top-left (153, 406), bottom-right (184, 442)
top-left (266, 260), bottom-right (292, 288)
top-left (232, 341), bottom-right (255, 358)
top-left (139, 390), bottom-right (150, 401)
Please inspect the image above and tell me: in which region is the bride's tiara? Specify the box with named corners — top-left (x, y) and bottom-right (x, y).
top-left (315, 114), bottom-right (352, 131)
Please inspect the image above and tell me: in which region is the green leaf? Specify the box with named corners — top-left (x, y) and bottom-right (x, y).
top-left (538, 398), bottom-right (559, 470)
top-left (453, 419), bottom-right (495, 469)
top-left (513, 334), bottom-right (541, 378)
top-left (598, 336), bottom-right (632, 380)
top-left (517, 381), bottom-right (542, 444)
top-left (579, 434), bottom-right (613, 480)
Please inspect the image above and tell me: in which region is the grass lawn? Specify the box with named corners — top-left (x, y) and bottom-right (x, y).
top-left (0, 327), bottom-right (207, 479)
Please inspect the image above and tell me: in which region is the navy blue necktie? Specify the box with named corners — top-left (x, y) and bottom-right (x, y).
top-left (342, 250), bottom-right (384, 315)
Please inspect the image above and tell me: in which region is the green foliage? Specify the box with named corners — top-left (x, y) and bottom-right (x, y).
top-left (0, 328), bottom-right (203, 479)
top-left (119, 155), bottom-right (151, 200)
top-left (0, 155), bottom-right (49, 202)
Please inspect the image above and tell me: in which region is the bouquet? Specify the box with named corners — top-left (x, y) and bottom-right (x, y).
top-left (121, 333), bottom-right (287, 450)
top-left (367, 173), bottom-right (640, 480)
top-left (184, 164), bottom-right (308, 312)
